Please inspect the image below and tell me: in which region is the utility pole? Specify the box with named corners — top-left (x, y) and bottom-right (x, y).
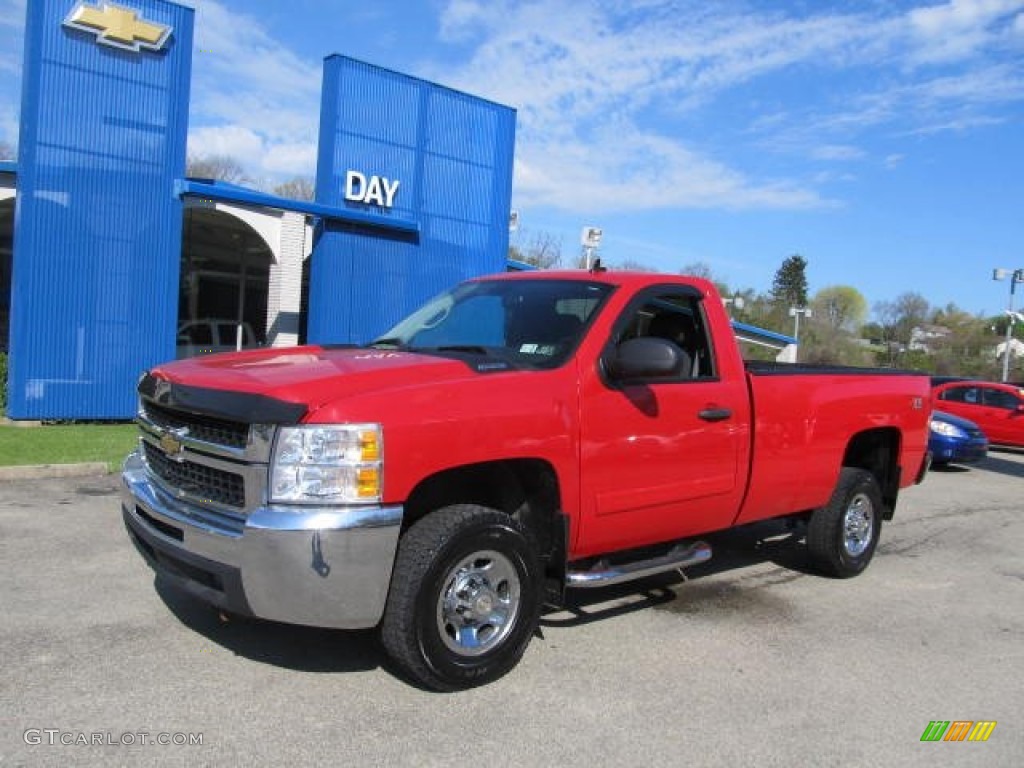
top-left (993, 268), bottom-right (1024, 382)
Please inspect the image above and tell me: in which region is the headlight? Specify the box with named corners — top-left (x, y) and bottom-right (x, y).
top-left (270, 424), bottom-right (382, 503)
top-left (929, 420), bottom-right (965, 438)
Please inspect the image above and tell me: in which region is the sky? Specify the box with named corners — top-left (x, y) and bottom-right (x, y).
top-left (1, 0), bottom-right (1023, 319)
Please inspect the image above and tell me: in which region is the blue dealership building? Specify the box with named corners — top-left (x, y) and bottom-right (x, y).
top-left (3, 0), bottom-right (516, 419)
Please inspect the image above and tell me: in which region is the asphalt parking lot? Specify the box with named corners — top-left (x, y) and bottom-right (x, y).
top-left (2, 452), bottom-right (1022, 767)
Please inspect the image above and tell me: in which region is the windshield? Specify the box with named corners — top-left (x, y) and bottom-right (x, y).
top-left (371, 278), bottom-right (613, 368)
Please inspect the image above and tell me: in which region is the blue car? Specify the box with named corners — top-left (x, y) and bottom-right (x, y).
top-left (929, 410), bottom-right (988, 467)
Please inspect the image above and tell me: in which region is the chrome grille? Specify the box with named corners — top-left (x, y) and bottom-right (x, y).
top-left (143, 441), bottom-right (246, 509)
top-left (142, 401), bottom-right (249, 449)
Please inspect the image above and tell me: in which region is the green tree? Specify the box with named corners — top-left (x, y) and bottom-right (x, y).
top-left (811, 285), bottom-right (867, 333)
top-left (929, 305), bottom-right (1000, 378)
top-left (800, 324), bottom-right (875, 366)
top-left (771, 254), bottom-right (809, 308)
top-left (798, 285), bottom-right (872, 366)
top-left (873, 292), bottom-right (930, 366)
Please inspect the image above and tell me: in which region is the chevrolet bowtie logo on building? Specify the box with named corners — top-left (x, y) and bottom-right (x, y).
top-left (63, 1), bottom-right (172, 53)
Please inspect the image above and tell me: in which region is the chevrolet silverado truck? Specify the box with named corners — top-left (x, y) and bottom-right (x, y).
top-left (122, 269), bottom-right (931, 690)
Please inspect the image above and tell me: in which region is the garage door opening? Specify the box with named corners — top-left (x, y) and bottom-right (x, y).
top-left (179, 206), bottom-right (271, 358)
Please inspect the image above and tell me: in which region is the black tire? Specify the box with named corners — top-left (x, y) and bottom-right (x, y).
top-left (806, 468), bottom-right (883, 578)
top-left (380, 504), bottom-right (542, 691)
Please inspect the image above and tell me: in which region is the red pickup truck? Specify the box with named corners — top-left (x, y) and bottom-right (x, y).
top-left (122, 270), bottom-right (930, 690)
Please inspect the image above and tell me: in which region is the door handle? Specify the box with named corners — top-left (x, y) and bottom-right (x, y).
top-left (698, 408), bottom-right (732, 422)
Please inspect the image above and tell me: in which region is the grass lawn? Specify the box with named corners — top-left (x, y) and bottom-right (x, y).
top-left (0, 423), bottom-right (138, 472)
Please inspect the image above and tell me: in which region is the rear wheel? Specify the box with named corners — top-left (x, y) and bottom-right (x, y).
top-left (807, 468), bottom-right (883, 578)
top-left (380, 504), bottom-right (542, 691)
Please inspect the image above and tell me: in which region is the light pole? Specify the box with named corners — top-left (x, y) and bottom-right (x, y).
top-left (788, 307), bottom-right (812, 363)
top-left (580, 226), bottom-right (602, 269)
top-left (993, 268), bottom-right (1024, 382)
top-left (789, 306), bottom-right (812, 342)
top-left (722, 296), bottom-right (745, 316)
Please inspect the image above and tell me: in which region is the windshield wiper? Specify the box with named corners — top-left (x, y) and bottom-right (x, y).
top-left (367, 337), bottom-right (406, 349)
top-left (434, 345), bottom-right (489, 355)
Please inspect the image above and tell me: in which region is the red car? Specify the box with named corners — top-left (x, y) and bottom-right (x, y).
top-left (932, 380), bottom-right (1024, 447)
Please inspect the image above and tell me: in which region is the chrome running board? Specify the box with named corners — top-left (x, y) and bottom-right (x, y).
top-left (565, 541), bottom-right (712, 589)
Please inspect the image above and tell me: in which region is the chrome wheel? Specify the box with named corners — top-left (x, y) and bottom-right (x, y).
top-left (842, 492), bottom-right (874, 557)
top-left (436, 549), bottom-right (521, 657)
top-left (807, 468), bottom-right (883, 578)
top-left (381, 505), bottom-right (541, 690)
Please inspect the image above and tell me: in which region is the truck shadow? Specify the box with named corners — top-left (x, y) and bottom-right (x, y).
top-left (151, 520), bottom-right (819, 674)
top-left (973, 450), bottom-right (1024, 479)
top-left (542, 520), bottom-right (814, 628)
top-left (154, 577), bottom-right (385, 674)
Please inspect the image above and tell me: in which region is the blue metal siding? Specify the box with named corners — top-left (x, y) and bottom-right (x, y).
top-left (7, 0), bottom-right (193, 419)
top-left (309, 56), bottom-right (516, 345)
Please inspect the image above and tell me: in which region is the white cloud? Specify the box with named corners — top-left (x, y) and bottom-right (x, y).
top-left (513, 120), bottom-right (825, 213)
top-left (438, 0), bottom-right (491, 42)
top-left (263, 142), bottom-right (318, 175)
top-left (810, 145), bottom-right (866, 162)
top-left (188, 124), bottom-right (264, 163)
top-left (430, 1), bottom-right (1024, 213)
top-left (0, 103), bottom-right (17, 149)
top-left (433, 1), bottom-right (892, 211)
top-left (906, 0), bottom-right (1024, 63)
top-left (186, 2), bottom-right (322, 182)
top-left (0, 52), bottom-right (20, 78)
top-left (884, 154), bottom-right (905, 170)
top-left (0, 0), bottom-right (25, 30)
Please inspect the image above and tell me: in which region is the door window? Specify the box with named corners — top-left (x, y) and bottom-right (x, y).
top-left (939, 386), bottom-right (980, 405)
top-left (982, 388), bottom-right (1020, 410)
top-left (610, 291), bottom-right (715, 380)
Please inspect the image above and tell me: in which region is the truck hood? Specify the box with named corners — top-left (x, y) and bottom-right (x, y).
top-left (146, 345), bottom-right (497, 420)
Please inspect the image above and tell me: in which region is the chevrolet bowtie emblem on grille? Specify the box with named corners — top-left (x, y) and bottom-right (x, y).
top-left (160, 432), bottom-right (184, 459)
top-left (63, 2), bottom-right (172, 53)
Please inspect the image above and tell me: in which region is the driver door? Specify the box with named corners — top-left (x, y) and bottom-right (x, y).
top-left (577, 286), bottom-right (750, 557)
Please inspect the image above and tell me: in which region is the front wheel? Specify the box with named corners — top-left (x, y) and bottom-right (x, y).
top-left (380, 505), bottom-right (542, 691)
top-left (806, 468), bottom-right (883, 578)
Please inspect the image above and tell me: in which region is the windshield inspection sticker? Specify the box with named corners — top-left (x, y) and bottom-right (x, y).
top-left (353, 352), bottom-right (405, 360)
top-left (518, 344), bottom-right (556, 356)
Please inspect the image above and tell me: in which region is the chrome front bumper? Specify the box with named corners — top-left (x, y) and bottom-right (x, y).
top-left (121, 450), bottom-right (403, 629)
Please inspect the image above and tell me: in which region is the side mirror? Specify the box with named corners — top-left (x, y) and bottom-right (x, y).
top-left (605, 337), bottom-right (686, 381)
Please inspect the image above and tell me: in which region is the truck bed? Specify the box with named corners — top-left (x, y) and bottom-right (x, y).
top-left (735, 363), bottom-right (930, 526)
